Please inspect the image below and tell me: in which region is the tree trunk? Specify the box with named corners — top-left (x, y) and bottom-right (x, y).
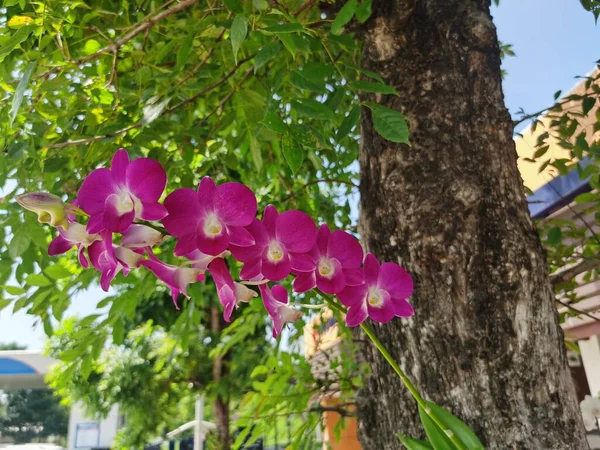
top-left (211, 305), bottom-right (231, 449)
top-left (356, 1), bottom-right (589, 449)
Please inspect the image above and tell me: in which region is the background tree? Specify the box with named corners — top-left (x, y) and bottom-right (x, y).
top-left (0, 342), bottom-right (69, 444)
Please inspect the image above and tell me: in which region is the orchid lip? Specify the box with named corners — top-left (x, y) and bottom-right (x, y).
top-left (318, 257), bottom-right (335, 279)
top-left (267, 241), bottom-right (284, 262)
top-left (203, 213), bottom-right (224, 237)
top-left (367, 287), bottom-right (384, 307)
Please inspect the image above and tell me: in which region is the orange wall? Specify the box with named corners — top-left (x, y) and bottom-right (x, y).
top-left (322, 399), bottom-right (361, 450)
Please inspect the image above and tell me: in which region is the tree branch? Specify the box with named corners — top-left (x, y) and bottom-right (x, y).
top-left (550, 258), bottom-right (600, 286)
top-left (556, 298), bottom-right (600, 323)
top-left (46, 57), bottom-right (253, 149)
top-left (35, 0), bottom-right (198, 80)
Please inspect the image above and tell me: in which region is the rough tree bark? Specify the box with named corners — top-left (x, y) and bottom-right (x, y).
top-left (356, 1), bottom-right (589, 449)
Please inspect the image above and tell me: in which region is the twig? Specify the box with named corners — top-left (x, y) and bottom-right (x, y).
top-left (46, 57), bottom-right (253, 149)
top-left (35, 0), bottom-right (199, 80)
top-left (550, 258), bottom-right (600, 286)
top-left (556, 298), bottom-right (600, 322)
top-left (294, 0), bottom-right (317, 17)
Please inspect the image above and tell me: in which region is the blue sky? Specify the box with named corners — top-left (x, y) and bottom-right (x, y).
top-left (1, 1), bottom-right (599, 351)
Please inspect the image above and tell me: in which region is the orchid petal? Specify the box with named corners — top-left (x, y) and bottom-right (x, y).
top-left (367, 289), bottom-right (394, 323)
top-left (378, 263), bottom-right (414, 300)
top-left (216, 182), bottom-right (257, 226)
top-left (139, 202), bottom-right (168, 221)
top-left (239, 258), bottom-right (263, 281)
top-left (228, 226), bottom-right (255, 247)
top-left (345, 302), bottom-right (368, 327)
top-left (126, 158), bottom-right (167, 203)
top-left (197, 177), bottom-right (217, 212)
top-left (196, 218), bottom-right (230, 255)
top-left (110, 149), bottom-right (129, 186)
top-left (316, 224), bottom-right (330, 256)
top-left (290, 252), bottom-right (315, 273)
top-left (262, 205), bottom-right (278, 238)
top-left (293, 271), bottom-right (316, 293)
top-left (174, 234), bottom-right (199, 257)
top-left (363, 253), bottom-right (380, 286)
top-left (103, 193), bottom-right (135, 233)
top-left (392, 298), bottom-right (415, 318)
top-left (262, 249), bottom-right (291, 281)
top-left (121, 224), bottom-right (162, 248)
top-left (163, 188), bottom-right (202, 237)
top-left (328, 230), bottom-right (363, 268)
top-left (78, 168), bottom-right (118, 215)
top-left (86, 214), bottom-right (105, 234)
top-left (316, 260), bottom-right (345, 294)
top-left (276, 210), bottom-right (316, 253)
top-left (209, 258), bottom-right (236, 322)
top-left (343, 268), bottom-right (364, 286)
top-left (48, 235), bottom-right (73, 256)
top-left (337, 284), bottom-right (368, 308)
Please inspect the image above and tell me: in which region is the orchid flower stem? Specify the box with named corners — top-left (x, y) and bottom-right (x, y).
top-left (289, 302), bottom-right (326, 309)
top-left (139, 221), bottom-right (167, 234)
top-left (316, 291), bottom-right (467, 450)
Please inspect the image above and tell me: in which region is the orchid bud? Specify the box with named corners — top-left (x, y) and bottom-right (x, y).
top-left (15, 192), bottom-right (68, 229)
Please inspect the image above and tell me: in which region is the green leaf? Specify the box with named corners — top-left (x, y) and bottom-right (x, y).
top-left (262, 23), bottom-right (305, 33)
top-left (291, 99), bottom-right (336, 121)
top-left (44, 264), bottom-right (72, 280)
top-left (44, 157), bottom-right (69, 173)
top-left (250, 135), bottom-right (263, 172)
top-left (583, 97), bottom-right (596, 115)
top-left (397, 435), bottom-right (433, 450)
top-left (26, 273), bottom-right (52, 287)
top-left (418, 406), bottom-right (455, 450)
top-left (290, 70), bottom-right (326, 93)
top-left (83, 39), bottom-right (102, 55)
top-left (282, 134), bottom-right (305, 174)
top-left (355, 0), bottom-right (372, 23)
top-left (336, 106), bottom-right (360, 140)
top-left (113, 320), bottom-right (125, 345)
top-left (0, 298), bottom-right (12, 311)
top-left (10, 61), bottom-right (35, 126)
top-left (365, 101), bottom-right (410, 144)
top-left (547, 227), bottom-right (562, 246)
top-left (254, 41), bottom-right (281, 71)
top-left (231, 15), bottom-right (248, 63)
top-left (224, 0), bottom-right (244, 13)
top-left (0, 26), bottom-right (33, 62)
top-left (1, 285), bottom-right (26, 295)
top-left (9, 228), bottom-right (31, 259)
top-left (424, 402), bottom-right (485, 450)
top-left (155, 40), bottom-right (177, 64)
top-left (350, 80), bottom-right (398, 95)
top-left (331, 0), bottom-right (357, 35)
top-left (176, 33), bottom-right (195, 70)
top-left (260, 111), bottom-right (286, 133)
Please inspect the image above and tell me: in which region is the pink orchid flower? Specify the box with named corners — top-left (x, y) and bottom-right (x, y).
top-left (88, 228), bottom-right (153, 291)
top-left (141, 253), bottom-right (205, 307)
top-left (162, 177), bottom-right (257, 256)
top-left (208, 258), bottom-right (258, 322)
top-left (78, 149), bottom-right (167, 234)
top-left (258, 284), bottom-right (302, 338)
top-left (230, 205), bottom-right (317, 282)
top-left (337, 253), bottom-right (414, 327)
top-left (293, 224), bottom-right (364, 294)
top-left (48, 222), bottom-right (102, 268)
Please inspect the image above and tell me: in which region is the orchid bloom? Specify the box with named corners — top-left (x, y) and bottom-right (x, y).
top-left (88, 232), bottom-right (122, 291)
top-left (78, 149), bottom-right (167, 234)
top-left (163, 177), bottom-right (257, 256)
top-left (258, 284), bottom-right (302, 338)
top-left (294, 224), bottom-right (364, 294)
top-left (231, 205), bottom-right (317, 282)
top-left (208, 258), bottom-right (258, 322)
top-left (337, 253), bottom-right (414, 326)
top-left (141, 253), bottom-right (205, 307)
top-left (48, 222), bottom-right (102, 268)
top-left (15, 192), bottom-right (69, 229)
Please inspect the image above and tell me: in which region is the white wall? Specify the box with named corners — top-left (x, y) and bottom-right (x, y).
top-left (580, 335), bottom-right (600, 398)
top-left (67, 403), bottom-right (120, 450)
